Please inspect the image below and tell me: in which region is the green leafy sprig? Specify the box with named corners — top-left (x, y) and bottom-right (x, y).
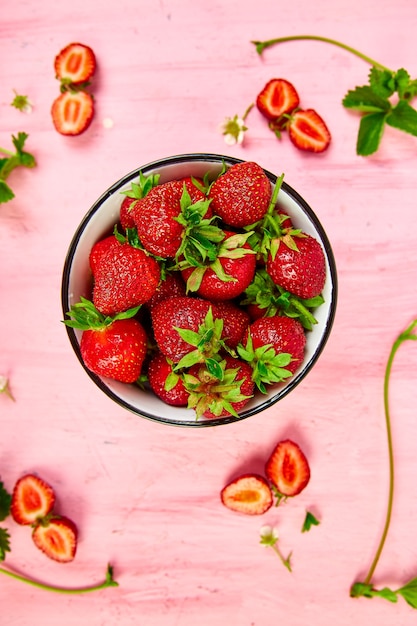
top-left (251, 35), bottom-right (417, 156)
top-left (350, 319), bottom-right (417, 608)
top-left (0, 133), bottom-right (36, 203)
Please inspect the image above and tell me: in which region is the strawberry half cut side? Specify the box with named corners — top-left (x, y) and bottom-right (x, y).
top-left (256, 78), bottom-right (300, 121)
top-left (10, 474), bottom-right (56, 525)
top-left (54, 42), bottom-right (96, 84)
top-left (288, 109), bottom-right (331, 153)
top-left (51, 91), bottom-right (94, 136)
top-left (221, 474), bottom-right (273, 515)
top-left (32, 516), bottom-right (78, 563)
top-left (265, 439), bottom-right (310, 499)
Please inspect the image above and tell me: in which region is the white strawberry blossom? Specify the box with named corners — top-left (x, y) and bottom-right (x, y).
top-left (0, 375), bottom-right (14, 400)
top-left (220, 104), bottom-right (254, 145)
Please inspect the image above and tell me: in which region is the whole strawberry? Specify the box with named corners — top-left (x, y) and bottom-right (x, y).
top-left (208, 161), bottom-right (272, 227)
top-left (64, 298), bottom-right (147, 383)
top-left (90, 234), bottom-right (160, 315)
top-left (119, 171), bottom-right (161, 230)
top-left (266, 233), bottom-right (326, 299)
top-left (180, 231), bottom-right (256, 300)
top-left (151, 296), bottom-right (226, 366)
top-left (213, 300), bottom-right (250, 349)
top-left (131, 177), bottom-right (209, 258)
top-left (184, 355), bottom-right (254, 419)
top-left (238, 315), bottom-right (306, 392)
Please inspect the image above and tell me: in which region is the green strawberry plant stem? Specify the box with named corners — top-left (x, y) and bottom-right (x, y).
top-left (251, 35), bottom-right (417, 155)
top-left (251, 35), bottom-right (392, 72)
top-left (351, 318), bottom-right (417, 608)
top-left (0, 563), bottom-right (119, 594)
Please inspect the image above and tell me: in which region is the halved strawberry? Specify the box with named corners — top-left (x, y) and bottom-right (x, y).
top-left (288, 109), bottom-right (331, 153)
top-left (221, 474), bottom-right (273, 515)
top-left (32, 516), bottom-right (78, 563)
top-left (256, 78), bottom-right (300, 121)
top-left (10, 474), bottom-right (55, 525)
top-left (265, 440), bottom-right (310, 498)
top-left (51, 91), bottom-right (94, 136)
top-left (54, 43), bottom-right (96, 85)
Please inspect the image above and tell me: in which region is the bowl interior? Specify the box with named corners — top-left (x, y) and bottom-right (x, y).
top-left (61, 154), bottom-right (337, 427)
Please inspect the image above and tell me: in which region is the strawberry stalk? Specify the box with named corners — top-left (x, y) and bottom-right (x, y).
top-left (251, 35), bottom-right (392, 72)
top-left (351, 319), bottom-right (417, 607)
top-left (0, 563), bottom-right (118, 594)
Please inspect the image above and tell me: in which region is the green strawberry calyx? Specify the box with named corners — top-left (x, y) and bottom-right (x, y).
top-left (237, 333), bottom-right (293, 393)
top-left (182, 359), bottom-right (252, 419)
top-left (242, 268), bottom-right (324, 331)
top-left (173, 307), bottom-right (234, 376)
top-left (63, 297), bottom-right (141, 331)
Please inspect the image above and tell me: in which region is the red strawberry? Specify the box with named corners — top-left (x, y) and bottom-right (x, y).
top-left (238, 315), bottom-right (306, 393)
top-left (51, 91), bottom-right (94, 136)
top-left (185, 355), bottom-right (254, 419)
top-left (145, 272), bottom-right (186, 314)
top-left (131, 178), bottom-right (208, 258)
top-left (265, 439), bottom-right (310, 498)
top-left (54, 42), bottom-right (96, 85)
top-left (147, 352), bottom-right (189, 406)
top-left (90, 235), bottom-right (160, 315)
top-left (221, 474), bottom-right (273, 515)
top-left (151, 296), bottom-right (213, 363)
top-left (288, 109), bottom-right (331, 153)
top-left (208, 161), bottom-right (272, 228)
top-left (119, 171), bottom-right (162, 230)
top-left (32, 516), bottom-right (78, 563)
top-left (10, 474), bottom-right (55, 525)
top-left (266, 234), bottom-right (326, 299)
top-left (180, 231), bottom-right (256, 300)
top-left (89, 234), bottom-right (120, 275)
top-left (213, 300), bottom-right (250, 349)
top-left (64, 298), bottom-right (148, 383)
top-left (256, 78), bottom-right (300, 121)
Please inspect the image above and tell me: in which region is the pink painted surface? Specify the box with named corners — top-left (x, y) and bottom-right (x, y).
top-left (1, 0), bottom-right (417, 623)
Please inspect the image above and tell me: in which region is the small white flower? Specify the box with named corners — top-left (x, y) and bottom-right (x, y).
top-left (259, 525), bottom-right (279, 546)
top-left (220, 114), bottom-right (248, 146)
top-left (11, 91), bottom-right (33, 114)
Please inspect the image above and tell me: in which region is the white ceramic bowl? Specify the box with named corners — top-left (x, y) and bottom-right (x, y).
top-left (61, 153), bottom-right (337, 427)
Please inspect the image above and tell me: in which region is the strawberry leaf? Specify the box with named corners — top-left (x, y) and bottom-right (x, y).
top-left (0, 528), bottom-right (11, 561)
top-left (301, 511), bottom-right (320, 532)
top-left (386, 100), bottom-right (417, 136)
top-left (397, 577), bottom-right (417, 609)
top-left (342, 85), bottom-right (390, 113)
top-left (356, 111), bottom-right (387, 156)
top-left (0, 482), bottom-right (11, 522)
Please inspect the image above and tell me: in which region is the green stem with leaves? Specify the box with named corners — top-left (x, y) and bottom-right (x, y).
top-left (350, 319), bottom-right (417, 607)
top-left (251, 35), bottom-right (392, 72)
top-left (0, 563), bottom-right (119, 594)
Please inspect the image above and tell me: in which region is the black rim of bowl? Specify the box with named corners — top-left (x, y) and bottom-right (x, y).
top-left (61, 153), bottom-right (338, 428)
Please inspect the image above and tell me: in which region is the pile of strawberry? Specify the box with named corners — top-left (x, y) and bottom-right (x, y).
top-left (64, 160), bottom-right (327, 421)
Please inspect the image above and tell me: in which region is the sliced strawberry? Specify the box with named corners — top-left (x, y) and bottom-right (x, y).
top-left (51, 91), bottom-right (94, 136)
top-left (10, 474), bottom-right (55, 525)
top-left (265, 440), bottom-right (310, 498)
top-left (288, 109), bottom-right (331, 153)
top-left (32, 516), bottom-right (78, 563)
top-left (256, 78), bottom-right (300, 121)
top-left (221, 474), bottom-right (273, 515)
top-left (54, 43), bottom-right (96, 85)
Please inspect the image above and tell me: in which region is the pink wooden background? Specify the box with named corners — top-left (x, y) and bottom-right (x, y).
top-left (1, 0), bottom-right (417, 624)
